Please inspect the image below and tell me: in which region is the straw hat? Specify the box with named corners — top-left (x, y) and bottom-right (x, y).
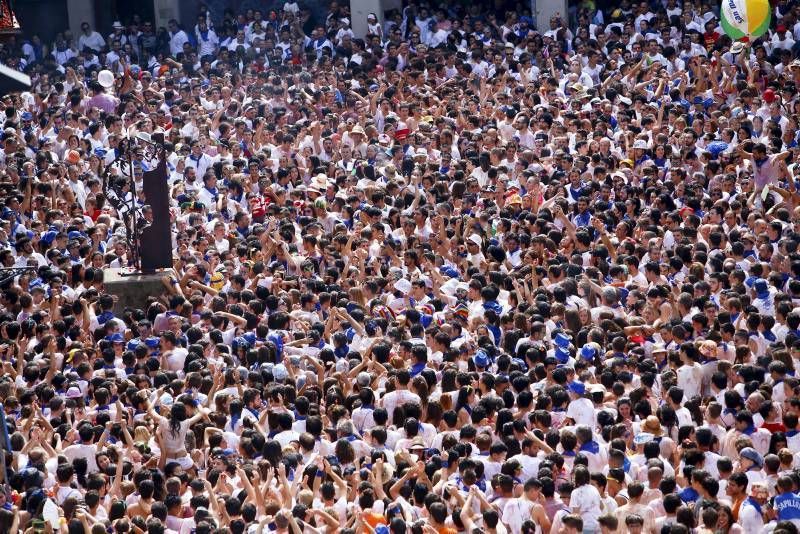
top-left (309, 173), bottom-right (328, 192)
top-left (641, 415), bottom-right (663, 436)
top-left (699, 340), bottom-right (717, 358)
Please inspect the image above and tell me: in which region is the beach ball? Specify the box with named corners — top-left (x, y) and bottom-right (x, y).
top-left (721, 0), bottom-right (771, 40)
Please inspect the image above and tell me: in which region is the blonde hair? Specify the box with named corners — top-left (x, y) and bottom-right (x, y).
top-left (134, 426), bottom-right (151, 443)
top-left (120, 480), bottom-right (136, 498)
top-left (297, 489), bottom-right (313, 507)
top-left (349, 286), bottom-right (366, 307)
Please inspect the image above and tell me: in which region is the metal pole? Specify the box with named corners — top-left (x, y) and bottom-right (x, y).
top-left (0, 403), bottom-right (10, 484)
top-left (127, 144), bottom-right (140, 272)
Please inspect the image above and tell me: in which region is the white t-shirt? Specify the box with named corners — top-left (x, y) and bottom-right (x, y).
top-left (567, 397), bottom-right (595, 427)
top-left (62, 443), bottom-right (99, 473)
top-left (677, 363), bottom-right (703, 400)
top-left (739, 499), bottom-right (764, 532)
top-left (380, 389), bottom-right (420, 419)
top-left (165, 347), bottom-right (189, 373)
top-left (510, 453), bottom-right (541, 482)
top-left (502, 498), bottom-right (534, 534)
top-left (570, 484), bottom-right (602, 530)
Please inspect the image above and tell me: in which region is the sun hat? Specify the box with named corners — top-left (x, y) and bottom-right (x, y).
top-left (309, 173), bottom-right (328, 192)
top-left (651, 343), bottom-right (667, 354)
top-left (641, 415), bottom-right (664, 436)
top-left (740, 447), bottom-right (764, 468)
top-left (393, 278), bottom-right (412, 294)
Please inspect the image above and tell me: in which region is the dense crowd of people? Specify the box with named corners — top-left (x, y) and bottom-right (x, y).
top-left (7, 0), bottom-right (800, 532)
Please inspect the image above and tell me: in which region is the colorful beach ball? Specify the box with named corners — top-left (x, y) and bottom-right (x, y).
top-left (721, 0), bottom-right (771, 40)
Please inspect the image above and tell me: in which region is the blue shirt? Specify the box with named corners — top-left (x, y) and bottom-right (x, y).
top-left (678, 486), bottom-right (699, 504)
top-left (775, 492), bottom-right (800, 521)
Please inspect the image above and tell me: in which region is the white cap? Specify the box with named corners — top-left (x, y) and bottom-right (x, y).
top-left (393, 278), bottom-right (412, 294)
top-left (440, 278), bottom-right (459, 296)
top-left (273, 364), bottom-right (288, 381)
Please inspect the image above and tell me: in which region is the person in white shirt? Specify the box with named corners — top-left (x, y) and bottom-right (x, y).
top-left (752, 279), bottom-right (776, 315)
top-left (51, 37), bottom-right (76, 65)
top-left (161, 331), bottom-right (188, 373)
top-left (501, 478), bottom-right (552, 534)
top-left (62, 425), bottom-right (100, 474)
top-left (722, 412), bottom-right (772, 458)
top-left (570, 466), bottom-right (603, 532)
top-left (664, 387), bottom-right (694, 428)
top-left (195, 19), bottom-right (219, 59)
top-left (565, 381), bottom-right (595, 427)
top-left (185, 141), bottom-right (212, 178)
top-left (676, 344), bottom-right (704, 400)
top-left (739, 482), bottom-right (768, 532)
top-left (335, 18), bottom-right (355, 45)
top-left (575, 425), bottom-right (608, 474)
top-left (168, 19), bottom-right (190, 57)
top-left (78, 23), bottom-right (106, 53)
top-left (380, 369), bottom-right (421, 419)
top-left (352, 388), bottom-right (376, 435)
top-left (770, 25), bottom-right (796, 55)
top-left (273, 412), bottom-right (300, 447)
top-left (54, 464), bottom-right (83, 505)
top-left (197, 174), bottom-right (220, 211)
top-left (226, 29), bottom-right (250, 52)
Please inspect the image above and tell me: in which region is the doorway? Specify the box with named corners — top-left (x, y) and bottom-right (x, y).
top-left (95, 0), bottom-right (155, 33)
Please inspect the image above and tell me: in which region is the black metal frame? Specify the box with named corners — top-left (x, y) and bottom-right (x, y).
top-left (101, 136), bottom-right (167, 274)
top-left (0, 266), bottom-right (35, 288)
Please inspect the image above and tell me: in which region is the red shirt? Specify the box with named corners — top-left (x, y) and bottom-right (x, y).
top-left (704, 31), bottom-right (720, 51)
top-left (761, 421), bottom-right (786, 433)
top-left (248, 196), bottom-right (266, 218)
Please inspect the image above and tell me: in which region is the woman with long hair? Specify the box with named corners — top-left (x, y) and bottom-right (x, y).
top-left (716, 504), bottom-right (744, 534)
top-left (149, 400), bottom-right (208, 473)
top-left (616, 398), bottom-right (634, 431)
top-left (455, 385), bottom-right (475, 426)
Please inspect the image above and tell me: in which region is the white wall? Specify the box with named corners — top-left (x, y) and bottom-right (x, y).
top-left (153, 0), bottom-right (181, 31)
top-left (350, 0), bottom-right (402, 39)
top-left (532, 0), bottom-right (567, 33)
top-left (67, 0), bottom-right (95, 41)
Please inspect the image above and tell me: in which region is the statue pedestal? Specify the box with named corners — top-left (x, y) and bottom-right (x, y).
top-left (103, 267), bottom-right (168, 315)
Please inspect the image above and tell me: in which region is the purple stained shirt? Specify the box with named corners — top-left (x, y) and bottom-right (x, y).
top-left (85, 93), bottom-right (119, 114)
